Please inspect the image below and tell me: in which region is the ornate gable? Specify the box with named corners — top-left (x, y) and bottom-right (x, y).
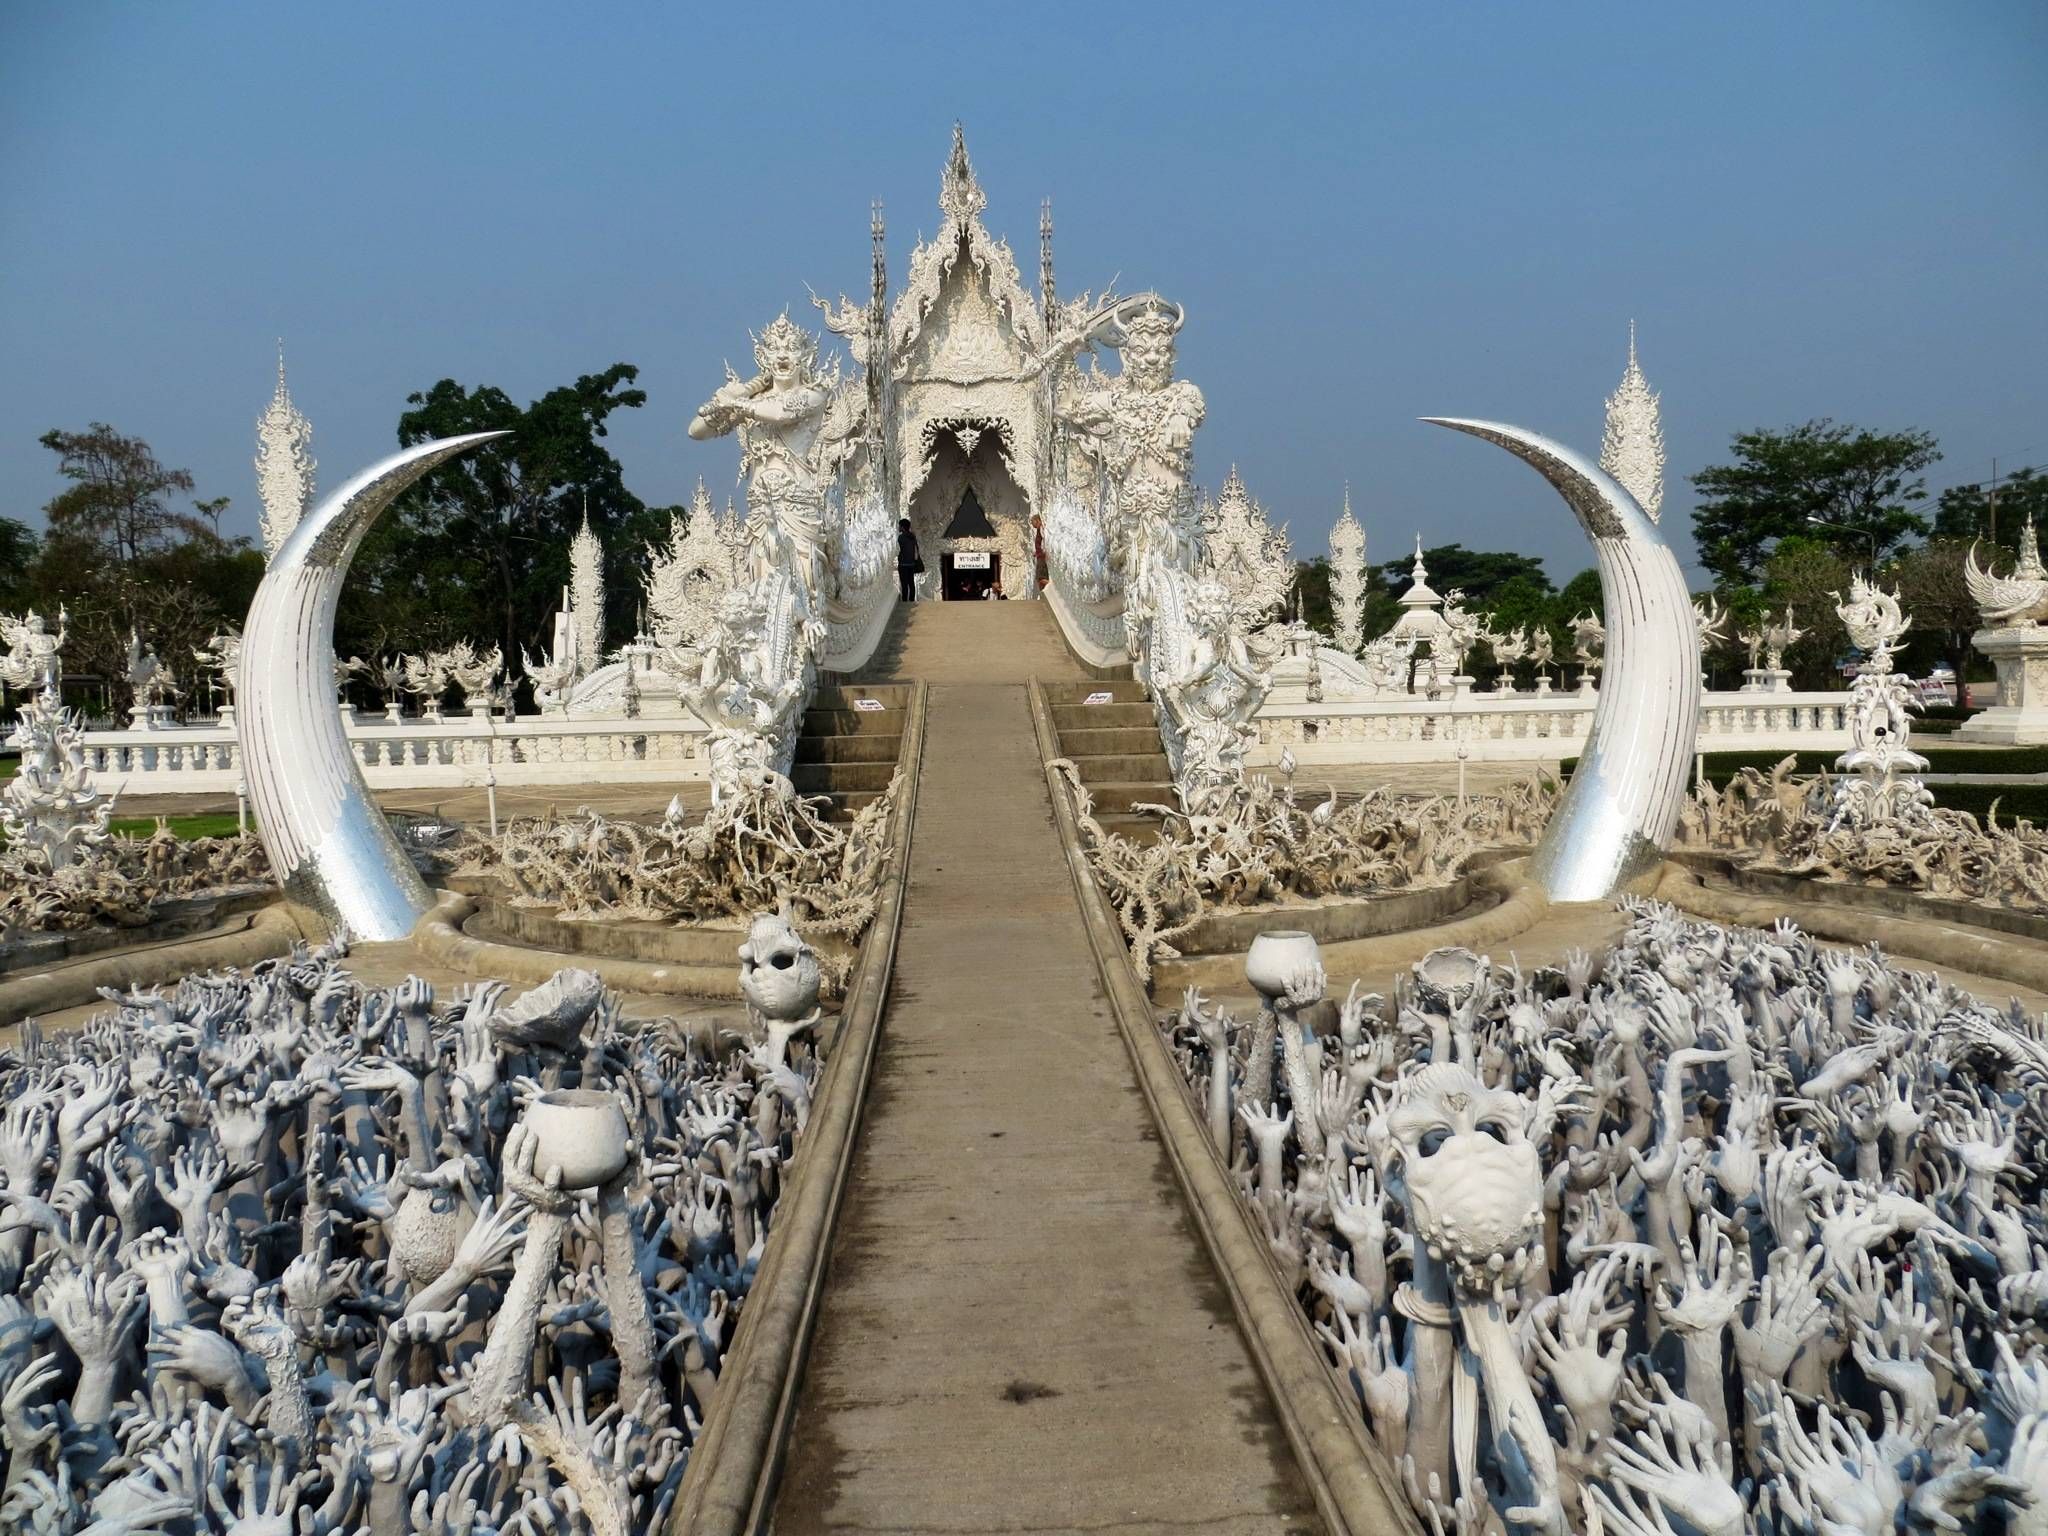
top-left (886, 125), bottom-right (1046, 377)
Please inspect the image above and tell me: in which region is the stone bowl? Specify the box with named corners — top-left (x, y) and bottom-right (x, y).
top-left (1245, 928), bottom-right (1320, 1001)
top-left (1413, 945), bottom-right (1486, 1011)
top-left (522, 1089), bottom-right (630, 1190)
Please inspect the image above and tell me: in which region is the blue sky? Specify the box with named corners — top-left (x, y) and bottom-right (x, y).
top-left (2, 1), bottom-right (2043, 586)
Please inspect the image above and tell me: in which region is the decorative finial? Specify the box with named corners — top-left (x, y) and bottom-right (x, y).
top-left (1039, 197), bottom-right (1056, 320)
top-left (938, 121), bottom-right (986, 227)
top-left (255, 342), bottom-right (316, 560)
top-left (1601, 321), bottom-right (1666, 524)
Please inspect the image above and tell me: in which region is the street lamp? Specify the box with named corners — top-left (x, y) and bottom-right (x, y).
top-left (1805, 516), bottom-right (1880, 571)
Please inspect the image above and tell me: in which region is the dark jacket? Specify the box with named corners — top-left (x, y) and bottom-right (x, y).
top-left (897, 529), bottom-right (920, 569)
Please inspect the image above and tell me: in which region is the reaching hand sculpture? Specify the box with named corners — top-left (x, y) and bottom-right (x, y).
top-left (0, 919), bottom-right (825, 1533)
top-left (1164, 908), bottom-right (2048, 1535)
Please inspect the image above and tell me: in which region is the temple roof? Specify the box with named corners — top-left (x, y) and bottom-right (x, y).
top-left (884, 124), bottom-right (1047, 373)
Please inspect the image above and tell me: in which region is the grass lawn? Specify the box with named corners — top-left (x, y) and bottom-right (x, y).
top-left (107, 813), bottom-right (247, 841)
top-left (1557, 754), bottom-right (2048, 823)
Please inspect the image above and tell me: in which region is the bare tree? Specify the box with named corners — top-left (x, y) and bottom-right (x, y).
top-left (38, 424), bottom-right (209, 562)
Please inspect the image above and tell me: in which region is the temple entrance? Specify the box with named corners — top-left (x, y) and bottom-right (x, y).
top-left (941, 549), bottom-right (999, 600)
top-left (905, 424), bottom-right (1033, 600)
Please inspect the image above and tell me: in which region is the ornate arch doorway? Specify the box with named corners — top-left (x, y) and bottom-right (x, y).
top-left (906, 420), bottom-right (1033, 601)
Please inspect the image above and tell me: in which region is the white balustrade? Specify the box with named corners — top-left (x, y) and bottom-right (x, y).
top-left (79, 687), bottom-right (1853, 795)
top-left (1249, 689), bottom-right (1851, 765)
top-left (80, 712), bottom-right (712, 796)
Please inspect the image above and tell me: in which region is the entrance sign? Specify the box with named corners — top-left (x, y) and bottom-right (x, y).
top-left (853, 698), bottom-right (887, 713)
top-left (1084, 691), bottom-right (1114, 705)
top-left (953, 551), bottom-right (991, 569)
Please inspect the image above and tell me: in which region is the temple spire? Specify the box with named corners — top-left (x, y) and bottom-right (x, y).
top-left (870, 200), bottom-right (887, 313)
top-left (937, 121), bottom-right (986, 229)
top-left (569, 498), bottom-right (605, 678)
top-left (1329, 483), bottom-right (1367, 656)
top-left (1600, 319), bottom-right (1666, 523)
top-left (1040, 198), bottom-right (1056, 325)
top-left (254, 339), bottom-right (316, 560)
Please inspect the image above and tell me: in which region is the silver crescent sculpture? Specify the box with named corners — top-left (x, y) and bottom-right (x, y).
top-left (237, 432), bottom-right (510, 939)
top-left (1422, 418), bottom-right (1700, 901)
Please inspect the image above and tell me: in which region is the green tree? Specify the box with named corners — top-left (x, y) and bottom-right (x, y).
top-left (0, 517), bottom-right (38, 611)
top-left (1756, 537), bottom-right (1853, 690)
top-left (26, 427), bottom-right (252, 710)
top-left (1292, 556), bottom-right (1333, 634)
top-left (1891, 537), bottom-right (1982, 682)
top-left (1372, 543), bottom-right (1551, 612)
top-left (350, 364), bottom-right (675, 671)
top-left (1690, 420), bottom-right (1939, 586)
top-left (1932, 466), bottom-right (2048, 556)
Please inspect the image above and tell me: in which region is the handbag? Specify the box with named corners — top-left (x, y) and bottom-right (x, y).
top-left (913, 555), bottom-right (925, 575)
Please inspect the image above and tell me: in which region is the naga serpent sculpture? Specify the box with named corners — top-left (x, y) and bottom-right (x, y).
top-left (1422, 418), bottom-right (1699, 901)
top-left (237, 433), bottom-right (509, 939)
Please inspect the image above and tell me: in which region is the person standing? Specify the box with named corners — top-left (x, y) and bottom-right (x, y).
top-left (897, 518), bottom-right (922, 602)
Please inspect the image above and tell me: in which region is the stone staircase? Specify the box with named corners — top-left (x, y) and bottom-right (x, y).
top-left (792, 682), bottom-right (913, 820)
top-left (1041, 679), bottom-right (1173, 838)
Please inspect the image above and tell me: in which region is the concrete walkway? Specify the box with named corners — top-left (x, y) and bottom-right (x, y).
top-left (855, 598), bottom-right (1098, 686)
top-left (773, 616), bottom-right (1316, 1533)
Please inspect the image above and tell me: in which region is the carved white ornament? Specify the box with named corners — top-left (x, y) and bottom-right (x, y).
top-left (1198, 467), bottom-right (1293, 630)
top-left (568, 511), bottom-right (605, 678)
top-left (1598, 321), bottom-right (1664, 524)
top-left (1328, 489), bottom-right (1367, 656)
top-left (254, 344), bottom-right (316, 559)
top-left (646, 481), bottom-right (742, 649)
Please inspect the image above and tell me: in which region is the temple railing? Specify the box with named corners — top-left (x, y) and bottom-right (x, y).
top-left (78, 688), bottom-right (1853, 794)
top-left (821, 573), bottom-right (897, 674)
top-left (80, 713), bottom-right (712, 796)
top-left (1250, 689), bottom-right (1852, 765)
top-left (1043, 561), bottom-right (1129, 670)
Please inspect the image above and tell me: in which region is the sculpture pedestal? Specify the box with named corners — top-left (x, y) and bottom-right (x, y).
top-left (128, 703), bottom-right (174, 730)
top-left (384, 703), bottom-right (403, 724)
top-left (1956, 626), bottom-right (2048, 743)
top-left (1534, 676), bottom-right (1553, 697)
top-left (216, 703), bottom-right (235, 731)
top-left (1741, 667), bottom-right (1791, 694)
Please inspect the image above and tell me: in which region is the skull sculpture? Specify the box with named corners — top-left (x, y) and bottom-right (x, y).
top-left (1385, 1062), bottom-right (1544, 1297)
top-left (739, 911), bottom-right (822, 1026)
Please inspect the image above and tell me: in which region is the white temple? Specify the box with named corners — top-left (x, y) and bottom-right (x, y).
top-left (813, 124), bottom-right (1067, 601)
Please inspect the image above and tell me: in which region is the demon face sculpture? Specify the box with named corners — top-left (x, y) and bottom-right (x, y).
top-left (1383, 1061), bottom-right (1543, 1298)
